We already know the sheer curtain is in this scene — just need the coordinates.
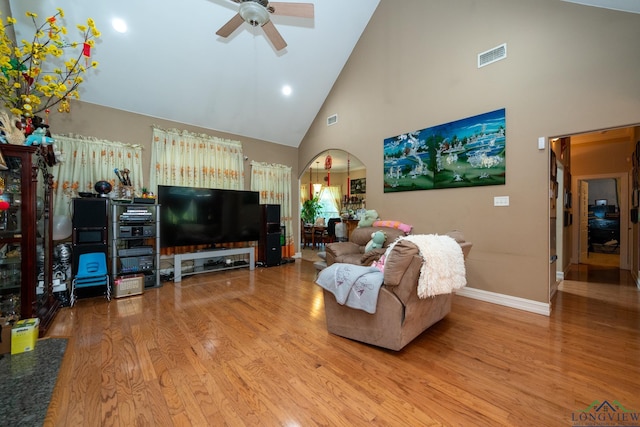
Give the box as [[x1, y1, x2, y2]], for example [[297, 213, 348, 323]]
[[150, 126, 244, 192], [324, 185, 342, 216], [250, 161, 294, 258], [50, 133, 144, 217]]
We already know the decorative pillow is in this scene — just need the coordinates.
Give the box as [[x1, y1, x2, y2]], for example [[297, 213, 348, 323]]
[[372, 220, 413, 234]]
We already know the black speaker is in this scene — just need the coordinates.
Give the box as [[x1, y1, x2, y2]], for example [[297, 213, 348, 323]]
[[72, 198, 108, 228], [259, 204, 281, 266], [263, 204, 280, 224], [71, 198, 109, 298], [264, 233, 282, 267]]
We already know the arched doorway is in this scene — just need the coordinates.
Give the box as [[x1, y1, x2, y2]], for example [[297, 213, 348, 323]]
[[298, 150, 365, 255]]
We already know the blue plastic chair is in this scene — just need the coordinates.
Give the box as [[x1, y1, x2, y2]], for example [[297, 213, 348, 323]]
[[71, 252, 111, 306]]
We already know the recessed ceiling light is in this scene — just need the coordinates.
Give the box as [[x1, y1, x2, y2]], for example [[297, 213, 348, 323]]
[[282, 85, 292, 96], [112, 18, 128, 33]]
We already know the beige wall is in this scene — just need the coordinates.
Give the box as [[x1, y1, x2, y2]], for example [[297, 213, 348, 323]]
[[49, 102, 298, 191], [571, 133, 634, 177], [298, 0, 640, 303]]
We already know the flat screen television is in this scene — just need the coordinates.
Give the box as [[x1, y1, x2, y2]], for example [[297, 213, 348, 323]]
[[157, 185, 261, 248]]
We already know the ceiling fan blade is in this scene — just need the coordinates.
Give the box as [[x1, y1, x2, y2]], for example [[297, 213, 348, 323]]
[[262, 20, 287, 51], [216, 13, 244, 37], [268, 2, 314, 19]]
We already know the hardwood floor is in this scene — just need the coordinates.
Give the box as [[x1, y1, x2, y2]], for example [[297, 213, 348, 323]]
[[44, 261, 640, 426]]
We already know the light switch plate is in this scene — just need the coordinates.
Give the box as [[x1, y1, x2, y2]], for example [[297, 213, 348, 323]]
[[494, 196, 509, 206], [538, 137, 546, 150]]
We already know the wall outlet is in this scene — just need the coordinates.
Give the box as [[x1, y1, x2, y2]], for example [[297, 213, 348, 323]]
[[494, 196, 509, 206]]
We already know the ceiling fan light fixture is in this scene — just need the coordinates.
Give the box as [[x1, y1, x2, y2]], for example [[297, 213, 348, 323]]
[[239, 2, 270, 27]]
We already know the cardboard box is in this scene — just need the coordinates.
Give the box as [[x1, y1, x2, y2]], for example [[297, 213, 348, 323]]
[[11, 318, 39, 354], [0, 317, 12, 355], [114, 274, 144, 298]]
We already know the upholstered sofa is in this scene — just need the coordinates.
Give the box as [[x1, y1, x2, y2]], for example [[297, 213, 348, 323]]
[[321, 227, 472, 351], [324, 225, 408, 267]]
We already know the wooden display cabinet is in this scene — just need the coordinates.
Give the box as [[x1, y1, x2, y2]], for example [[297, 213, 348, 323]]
[[0, 145, 58, 335]]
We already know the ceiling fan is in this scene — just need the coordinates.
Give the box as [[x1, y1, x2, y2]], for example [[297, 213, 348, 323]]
[[216, 0, 314, 51]]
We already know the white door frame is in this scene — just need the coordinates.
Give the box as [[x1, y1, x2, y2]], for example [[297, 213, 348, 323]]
[[571, 172, 630, 269]]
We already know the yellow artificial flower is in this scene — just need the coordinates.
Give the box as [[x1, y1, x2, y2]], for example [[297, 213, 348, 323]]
[[0, 8, 100, 115]]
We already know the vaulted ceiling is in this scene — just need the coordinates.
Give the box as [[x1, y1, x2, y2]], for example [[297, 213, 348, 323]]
[[5, 0, 638, 149]]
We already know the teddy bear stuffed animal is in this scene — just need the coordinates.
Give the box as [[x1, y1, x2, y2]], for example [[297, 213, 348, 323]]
[[357, 209, 379, 228], [365, 230, 386, 253]]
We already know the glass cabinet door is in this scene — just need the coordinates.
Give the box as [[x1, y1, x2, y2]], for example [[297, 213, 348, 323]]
[[0, 145, 58, 332], [35, 161, 51, 318], [0, 151, 24, 321]]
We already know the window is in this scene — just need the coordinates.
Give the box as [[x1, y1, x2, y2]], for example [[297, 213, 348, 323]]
[[317, 187, 340, 221]]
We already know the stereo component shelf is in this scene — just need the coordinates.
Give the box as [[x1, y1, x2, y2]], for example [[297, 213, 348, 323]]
[[110, 203, 161, 289]]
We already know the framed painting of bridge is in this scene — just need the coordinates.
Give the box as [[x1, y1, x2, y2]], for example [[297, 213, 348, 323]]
[[383, 108, 506, 192]]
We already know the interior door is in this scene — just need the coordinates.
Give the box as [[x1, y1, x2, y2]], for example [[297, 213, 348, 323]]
[[579, 180, 589, 263]]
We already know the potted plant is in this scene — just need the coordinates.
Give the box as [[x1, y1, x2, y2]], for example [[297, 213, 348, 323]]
[[301, 197, 321, 225]]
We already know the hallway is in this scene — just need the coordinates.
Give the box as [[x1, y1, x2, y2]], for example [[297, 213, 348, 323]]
[[564, 262, 635, 287], [558, 263, 639, 334]]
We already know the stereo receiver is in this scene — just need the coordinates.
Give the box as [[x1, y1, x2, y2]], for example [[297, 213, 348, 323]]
[[118, 225, 155, 238]]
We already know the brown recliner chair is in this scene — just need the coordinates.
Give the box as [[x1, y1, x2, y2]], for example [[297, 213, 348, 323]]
[[324, 225, 407, 267], [322, 228, 472, 351]]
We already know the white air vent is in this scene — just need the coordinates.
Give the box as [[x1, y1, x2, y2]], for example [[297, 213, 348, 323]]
[[478, 43, 507, 68], [327, 114, 338, 126]]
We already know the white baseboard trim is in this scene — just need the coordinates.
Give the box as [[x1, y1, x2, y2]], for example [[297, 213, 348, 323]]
[[455, 287, 551, 316]]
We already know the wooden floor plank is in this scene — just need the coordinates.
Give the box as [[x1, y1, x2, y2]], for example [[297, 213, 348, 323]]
[[43, 261, 640, 426]]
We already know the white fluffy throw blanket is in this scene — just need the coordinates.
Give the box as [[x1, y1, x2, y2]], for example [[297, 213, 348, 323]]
[[391, 234, 467, 298]]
